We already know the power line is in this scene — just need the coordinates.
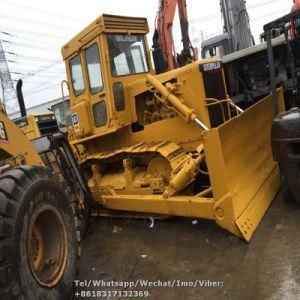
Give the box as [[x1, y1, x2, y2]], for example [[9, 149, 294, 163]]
[[11, 74, 65, 80], [0, 0, 83, 24], [175, 0, 287, 26], [0, 31, 60, 47], [0, 25, 67, 40], [248, 0, 283, 10], [0, 13, 75, 32], [8, 78, 57, 84], [5, 72, 65, 102], [252, 10, 289, 22], [21, 61, 63, 79], [12, 70, 64, 75], [25, 82, 62, 97], [10, 70, 64, 76], [14, 57, 59, 63], [7, 60, 51, 68], [5, 52, 60, 62], [24, 77, 64, 95], [1, 39, 58, 51]]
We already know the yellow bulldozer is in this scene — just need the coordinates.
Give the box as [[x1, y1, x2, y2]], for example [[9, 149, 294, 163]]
[[0, 13, 284, 299], [61, 14, 284, 241]]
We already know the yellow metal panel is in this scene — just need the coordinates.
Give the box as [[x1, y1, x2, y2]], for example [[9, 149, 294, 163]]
[[102, 14, 149, 33], [61, 14, 149, 60], [277, 88, 285, 112], [101, 194, 215, 219], [235, 165, 280, 241], [72, 101, 92, 138], [203, 89, 284, 240], [15, 115, 41, 141], [0, 112, 43, 166]]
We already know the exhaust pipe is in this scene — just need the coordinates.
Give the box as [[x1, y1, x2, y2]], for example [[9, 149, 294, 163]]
[[16, 79, 27, 117]]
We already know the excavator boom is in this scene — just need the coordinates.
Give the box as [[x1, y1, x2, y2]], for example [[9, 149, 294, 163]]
[[153, 0, 198, 72]]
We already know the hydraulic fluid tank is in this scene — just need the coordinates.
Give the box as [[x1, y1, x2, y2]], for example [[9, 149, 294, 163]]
[[272, 108, 300, 203]]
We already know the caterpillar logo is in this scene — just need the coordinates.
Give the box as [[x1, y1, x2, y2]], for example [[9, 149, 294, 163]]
[[200, 61, 222, 72], [0, 121, 8, 143]]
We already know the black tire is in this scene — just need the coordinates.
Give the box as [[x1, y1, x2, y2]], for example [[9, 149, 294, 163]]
[[0, 165, 79, 300], [281, 174, 295, 202]]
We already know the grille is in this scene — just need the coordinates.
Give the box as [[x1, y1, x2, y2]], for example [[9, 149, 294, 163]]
[[199, 62, 228, 128], [37, 119, 59, 135], [103, 15, 148, 33]]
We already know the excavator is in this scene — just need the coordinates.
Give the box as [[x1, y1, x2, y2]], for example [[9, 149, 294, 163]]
[[152, 0, 198, 73], [0, 12, 285, 299]]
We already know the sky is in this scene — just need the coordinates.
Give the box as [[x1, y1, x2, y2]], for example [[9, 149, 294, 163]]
[[0, 0, 293, 113]]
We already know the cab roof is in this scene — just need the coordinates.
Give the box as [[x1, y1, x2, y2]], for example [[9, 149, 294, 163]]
[[61, 14, 149, 60]]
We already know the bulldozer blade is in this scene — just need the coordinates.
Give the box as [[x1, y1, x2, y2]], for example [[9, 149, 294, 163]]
[[202, 89, 285, 241]]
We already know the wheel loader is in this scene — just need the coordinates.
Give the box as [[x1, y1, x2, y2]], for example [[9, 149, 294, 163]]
[[0, 87, 90, 298], [0, 13, 285, 299]]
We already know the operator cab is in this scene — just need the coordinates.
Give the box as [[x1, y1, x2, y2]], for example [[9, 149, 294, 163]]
[[62, 14, 152, 141], [14, 113, 59, 140], [201, 33, 231, 59]]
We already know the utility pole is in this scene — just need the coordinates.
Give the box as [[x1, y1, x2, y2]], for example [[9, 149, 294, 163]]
[[220, 0, 254, 52], [0, 39, 17, 114]]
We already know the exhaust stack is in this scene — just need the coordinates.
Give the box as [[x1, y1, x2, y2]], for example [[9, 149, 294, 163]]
[[16, 79, 26, 117]]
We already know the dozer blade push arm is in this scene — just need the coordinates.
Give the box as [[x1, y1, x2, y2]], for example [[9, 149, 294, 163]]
[[146, 74, 208, 130]]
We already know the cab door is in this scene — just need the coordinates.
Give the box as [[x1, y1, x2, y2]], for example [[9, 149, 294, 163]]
[[82, 37, 109, 135]]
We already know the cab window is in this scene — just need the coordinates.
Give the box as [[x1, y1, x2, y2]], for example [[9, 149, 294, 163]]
[[69, 55, 85, 96], [93, 101, 107, 127], [85, 43, 103, 94], [107, 34, 148, 77]]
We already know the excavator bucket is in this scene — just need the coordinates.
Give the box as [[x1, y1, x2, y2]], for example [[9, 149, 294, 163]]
[[203, 89, 285, 241]]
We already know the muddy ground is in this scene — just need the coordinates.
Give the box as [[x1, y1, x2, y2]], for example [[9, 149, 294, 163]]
[[76, 192, 300, 300]]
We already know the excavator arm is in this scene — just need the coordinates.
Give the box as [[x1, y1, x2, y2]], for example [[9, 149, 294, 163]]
[[152, 0, 198, 73], [176, 0, 198, 65]]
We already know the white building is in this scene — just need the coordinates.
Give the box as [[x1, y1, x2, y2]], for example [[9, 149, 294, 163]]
[[9, 96, 71, 126]]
